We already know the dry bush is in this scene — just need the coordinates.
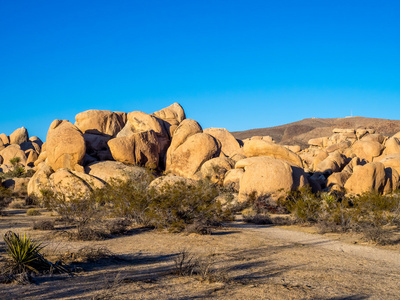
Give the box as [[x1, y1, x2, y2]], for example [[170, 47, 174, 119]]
[[26, 208, 41, 216], [8, 199, 25, 209], [33, 220, 55, 231]]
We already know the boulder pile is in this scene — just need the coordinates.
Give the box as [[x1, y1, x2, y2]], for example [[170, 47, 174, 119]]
[[1, 102, 398, 203]]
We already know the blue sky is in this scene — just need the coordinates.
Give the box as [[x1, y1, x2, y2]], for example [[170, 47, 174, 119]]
[[1, 0, 399, 140]]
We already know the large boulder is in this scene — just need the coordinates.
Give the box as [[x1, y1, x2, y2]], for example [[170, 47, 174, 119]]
[[75, 110, 126, 137], [315, 151, 348, 174], [236, 156, 308, 202], [308, 137, 328, 148], [223, 168, 244, 192], [117, 111, 170, 162], [166, 132, 220, 179], [0, 144, 27, 166], [48, 169, 105, 199], [83, 133, 112, 162], [243, 139, 303, 167], [46, 120, 86, 172], [203, 128, 241, 157], [85, 161, 150, 184], [27, 163, 54, 198], [0, 133, 9, 145], [375, 153, 400, 175], [361, 133, 386, 144], [151, 102, 186, 137], [346, 140, 384, 162], [9, 127, 28, 145], [165, 119, 203, 167], [108, 130, 160, 169], [383, 137, 400, 156], [344, 162, 386, 195], [200, 157, 234, 185]]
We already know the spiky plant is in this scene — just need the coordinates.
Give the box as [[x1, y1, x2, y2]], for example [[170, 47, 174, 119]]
[[3, 231, 45, 274]]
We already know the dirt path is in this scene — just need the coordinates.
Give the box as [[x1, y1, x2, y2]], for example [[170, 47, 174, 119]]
[[230, 222, 400, 267]]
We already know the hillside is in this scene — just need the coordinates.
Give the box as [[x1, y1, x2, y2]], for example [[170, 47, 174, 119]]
[[232, 116, 400, 148]]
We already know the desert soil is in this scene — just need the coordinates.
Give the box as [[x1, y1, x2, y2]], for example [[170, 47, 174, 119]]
[[1, 208, 400, 300]]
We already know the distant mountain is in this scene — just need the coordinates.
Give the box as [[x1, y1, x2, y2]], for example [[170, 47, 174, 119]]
[[232, 117, 400, 148]]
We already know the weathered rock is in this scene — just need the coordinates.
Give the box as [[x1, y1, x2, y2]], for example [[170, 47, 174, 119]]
[[243, 139, 303, 167], [375, 153, 400, 175], [165, 119, 203, 167], [9, 127, 28, 145], [223, 168, 244, 192], [383, 167, 400, 194], [108, 130, 160, 169], [151, 102, 186, 137], [347, 140, 384, 162], [236, 156, 308, 202], [26, 149, 39, 166], [49, 169, 105, 199], [383, 137, 400, 156], [46, 120, 86, 171], [75, 110, 126, 137], [148, 175, 195, 191], [2, 178, 30, 195], [203, 128, 241, 157], [333, 128, 355, 134], [83, 133, 112, 160], [315, 151, 348, 174], [200, 157, 234, 185], [361, 133, 386, 144], [312, 151, 329, 171], [284, 145, 301, 153], [308, 137, 328, 148], [344, 162, 386, 195], [0, 140, 4, 151], [0, 155, 3, 165], [230, 153, 247, 163], [27, 163, 54, 198], [29, 136, 43, 147], [166, 132, 220, 179], [0, 133, 9, 145], [0, 144, 27, 166], [85, 161, 150, 184], [325, 140, 352, 153], [34, 151, 47, 167]]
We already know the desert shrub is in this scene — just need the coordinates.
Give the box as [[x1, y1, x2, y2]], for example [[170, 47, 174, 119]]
[[33, 220, 55, 231], [8, 199, 25, 209], [0, 186, 12, 212], [0, 158, 34, 180], [147, 180, 231, 232], [107, 218, 132, 235], [26, 208, 41, 216], [243, 213, 273, 225]]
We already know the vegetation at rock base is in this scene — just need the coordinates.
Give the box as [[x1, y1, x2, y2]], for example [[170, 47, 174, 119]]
[[40, 177, 234, 239]]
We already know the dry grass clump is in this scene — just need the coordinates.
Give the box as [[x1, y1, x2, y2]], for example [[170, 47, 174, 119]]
[[33, 220, 55, 231], [26, 208, 41, 216]]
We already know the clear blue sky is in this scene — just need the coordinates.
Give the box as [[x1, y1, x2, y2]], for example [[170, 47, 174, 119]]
[[1, 0, 399, 141]]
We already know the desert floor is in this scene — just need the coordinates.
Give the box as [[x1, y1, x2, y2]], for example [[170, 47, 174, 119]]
[[1, 207, 400, 300]]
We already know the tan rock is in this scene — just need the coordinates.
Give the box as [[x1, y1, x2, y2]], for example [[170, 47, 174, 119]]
[[34, 151, 48, 167], [0, 139, 4, 151], [27, 163, 54, 198], [203, 128, 240, 157], [166, 132, 220, 179], [223, 168, 244, 192], [85, 161, 150, 184], [383, 168, 400, 195], [151, 102, 186, 137], [148, 175, 195, 191], [326, 140, 352, 153], [361, 133, 386, 144], [0, 155, 3, 165], [315, 151, 348, 174], [0, 144, 27, 166], [200, 157, 234, 185], [83, 133, 112, 160], [230, 153, 247, 163], [311, 151, 329, 171], [344, 162, 386, 195], [75, 110, 126, 137], [236, 156, 308, 202], [375, 153, 400, 175], [29, 136, 43, 147], [2, 178, 30, 195], [0, 133, 9, 145], [26, 149, 39, 166], [347, 140, 384, 162], [308, 137, 328, 148], [9, 127, 28, 145], [165, 119, 202, 167], [46, 120, 86, 171], [333, 128, 355, 134], [108, 130, 160, 169], [284, 145, 301, 153], [383, 137, 400, 155], [243, 139, 303, 167]]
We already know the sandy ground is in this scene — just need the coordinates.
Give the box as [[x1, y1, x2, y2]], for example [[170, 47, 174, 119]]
[[1, 208, 400, 300]]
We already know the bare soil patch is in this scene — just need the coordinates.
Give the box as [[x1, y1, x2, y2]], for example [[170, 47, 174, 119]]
[[1, 208, 400, 299]]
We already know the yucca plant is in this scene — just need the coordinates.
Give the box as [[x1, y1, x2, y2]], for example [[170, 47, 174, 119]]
[[3, 231, 45, 274]]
